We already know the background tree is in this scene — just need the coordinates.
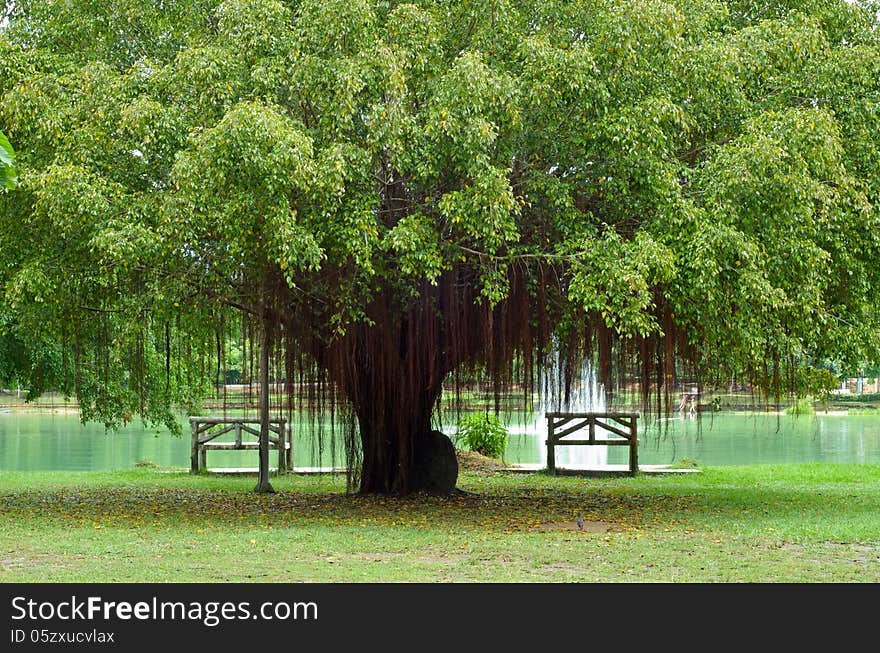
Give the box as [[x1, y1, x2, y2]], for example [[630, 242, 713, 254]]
[[2, 0, 879, 494]]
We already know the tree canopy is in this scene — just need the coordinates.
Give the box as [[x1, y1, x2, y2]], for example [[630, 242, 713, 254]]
[[2, 0, 880, 493]]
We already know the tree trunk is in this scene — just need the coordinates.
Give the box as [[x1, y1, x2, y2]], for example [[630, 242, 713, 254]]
[[254, 309, 275, 494], [329, 304, 459, 495], [353, 381, 457, 495]]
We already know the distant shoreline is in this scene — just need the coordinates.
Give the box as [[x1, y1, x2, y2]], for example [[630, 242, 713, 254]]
[[0, 405, 81, 414], [0, 404, 875, 417]]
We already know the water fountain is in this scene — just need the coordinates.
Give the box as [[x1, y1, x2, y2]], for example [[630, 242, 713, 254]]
[[507, 351, 608, 469]]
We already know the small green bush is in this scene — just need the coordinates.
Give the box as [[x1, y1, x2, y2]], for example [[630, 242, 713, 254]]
[[456, 412, 508, 459], [785, 397, 816, 416]]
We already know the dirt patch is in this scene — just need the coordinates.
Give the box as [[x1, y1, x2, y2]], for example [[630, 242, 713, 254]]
[[456, 450, 508, 474], [1, 552, 72, 570], [347, 551, 470, 566], [351, 552, 404, 562], [529, 519, 613, 534]]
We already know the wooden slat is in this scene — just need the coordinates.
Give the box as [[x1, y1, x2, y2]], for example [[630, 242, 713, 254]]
[[202, 442, 291, 450], [545, 412, 639, 419], [549, 418, 635, 441], [195, 420, 285, 435], [552, 419, 591, 441], [197, 424, 235, 444], [549, 416, 577, 431], [237, 424, 282, 436], [592, 419, 633, 440], [239, 424, 261, 438], [196, 422, 216, 436], [189, 416, 287, 425], [547, 439, 634, 446]]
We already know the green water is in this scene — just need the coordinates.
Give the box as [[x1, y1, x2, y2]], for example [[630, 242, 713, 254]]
[[0, 412, 347, 472], [0, 410, 879, 471], [507, 412, 880, 468]]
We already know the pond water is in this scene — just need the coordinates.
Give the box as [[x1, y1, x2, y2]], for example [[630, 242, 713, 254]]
[[1, 409, 879, 472], [505, 411, 880, 468], [0, 411, 348, 472]]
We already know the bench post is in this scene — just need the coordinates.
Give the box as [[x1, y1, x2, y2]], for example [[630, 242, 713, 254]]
[[546, 415, 556, 475], [285, 422, 292, 471], [276, 422, 285, 473], [629, 414, 639, 476], [190, 419, 199, 474]]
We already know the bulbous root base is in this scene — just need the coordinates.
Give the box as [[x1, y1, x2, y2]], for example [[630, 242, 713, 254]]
[[410, 430, 459, 495]]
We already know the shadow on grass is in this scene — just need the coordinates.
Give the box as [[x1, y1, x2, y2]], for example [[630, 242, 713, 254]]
[[2, 465, 877, 536]]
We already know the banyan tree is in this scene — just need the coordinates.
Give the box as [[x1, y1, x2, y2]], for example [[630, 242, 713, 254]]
[[2, 1, 880, 494]]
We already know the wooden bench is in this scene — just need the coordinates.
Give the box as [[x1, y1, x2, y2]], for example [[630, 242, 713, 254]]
[[190, 416, 291, 473], [545, 412, 639, 476]]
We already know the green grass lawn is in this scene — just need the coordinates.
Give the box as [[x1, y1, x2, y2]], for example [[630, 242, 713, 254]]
[[1, 463, 878, 582]]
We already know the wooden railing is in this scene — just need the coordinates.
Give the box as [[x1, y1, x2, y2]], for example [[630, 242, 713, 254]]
[[189, 416, 291, 473], [545, 412, 639, 476]]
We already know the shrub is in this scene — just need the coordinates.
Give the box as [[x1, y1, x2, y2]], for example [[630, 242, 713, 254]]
[[455, 412, 508, 459], [785, 397, 816, 416]]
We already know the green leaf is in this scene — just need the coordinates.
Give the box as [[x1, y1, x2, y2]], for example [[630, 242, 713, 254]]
[[0, 130, 16, 189]]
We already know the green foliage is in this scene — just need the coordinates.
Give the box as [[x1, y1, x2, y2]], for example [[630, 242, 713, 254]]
[[785, 397, 816, 416], [0, 130, 15, 189], [793, 366, 839, 402], [455, 412, 508, 459], [1, 0, 880, 438]]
